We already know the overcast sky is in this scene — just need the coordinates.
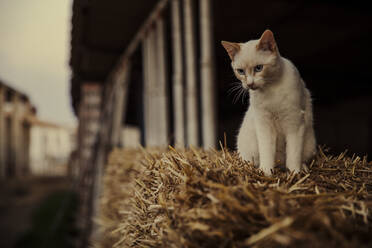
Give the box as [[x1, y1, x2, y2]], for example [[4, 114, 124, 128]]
[[0, 0, 76, 126]]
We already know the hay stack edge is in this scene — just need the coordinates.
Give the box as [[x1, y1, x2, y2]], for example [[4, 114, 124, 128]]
[[95, 146, 372, 248]]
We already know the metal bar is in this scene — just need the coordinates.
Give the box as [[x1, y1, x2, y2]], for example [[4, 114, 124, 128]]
[[200, 0, 217, 148], [184, 0, 199, 146], [171, 0, 185, 148]]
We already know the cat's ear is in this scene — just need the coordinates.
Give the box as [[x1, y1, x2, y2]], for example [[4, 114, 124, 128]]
[[221, 41, 240, 60], [257, 30, 277, 52]]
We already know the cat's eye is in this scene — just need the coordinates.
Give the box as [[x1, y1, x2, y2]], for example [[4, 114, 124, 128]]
[[236, 69, 245, 75], [254, 65, 263, 72]]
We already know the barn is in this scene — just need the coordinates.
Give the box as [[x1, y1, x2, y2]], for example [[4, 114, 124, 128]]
[[69, 0, 372, 246]]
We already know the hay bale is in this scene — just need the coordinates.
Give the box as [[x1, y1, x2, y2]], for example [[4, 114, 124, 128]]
[[96, 147, 372, 248]]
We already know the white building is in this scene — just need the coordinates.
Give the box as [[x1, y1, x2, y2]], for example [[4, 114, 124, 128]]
[[29, 117, 75, 176]]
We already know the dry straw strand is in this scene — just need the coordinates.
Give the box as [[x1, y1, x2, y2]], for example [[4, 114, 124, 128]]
[[96, 147, 372, 248]]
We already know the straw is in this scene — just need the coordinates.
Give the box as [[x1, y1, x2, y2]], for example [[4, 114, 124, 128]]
[[94, 147, 372, 248]]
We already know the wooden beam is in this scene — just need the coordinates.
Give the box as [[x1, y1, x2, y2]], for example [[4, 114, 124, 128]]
[[171, 0, 185, 148], [106, 0, 170, 86], [200, 0, 217, 148], [121, 0, 169, 63], [184, 0, 199, 146]]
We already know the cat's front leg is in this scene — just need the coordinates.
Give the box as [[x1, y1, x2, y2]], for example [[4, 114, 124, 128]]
[[285, 123, 305, 173], [254, 114, 277, 175]]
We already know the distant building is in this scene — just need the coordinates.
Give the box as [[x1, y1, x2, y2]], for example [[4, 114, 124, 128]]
[[28, 117, 76, 176], [0, 80, 76, 179], [0, 81, 35, 179]]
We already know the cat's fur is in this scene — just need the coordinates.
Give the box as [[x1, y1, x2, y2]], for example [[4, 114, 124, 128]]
[[222, 30, 316, 175]]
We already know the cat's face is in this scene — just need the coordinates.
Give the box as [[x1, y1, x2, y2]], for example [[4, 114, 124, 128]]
[[222, 30, 282, 91]]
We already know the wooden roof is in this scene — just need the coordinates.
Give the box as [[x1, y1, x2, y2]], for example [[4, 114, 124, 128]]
[[70, 0, 158, 112], [70, 0, 372, 113]]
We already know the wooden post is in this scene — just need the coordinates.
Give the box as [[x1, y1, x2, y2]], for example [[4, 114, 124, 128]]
[[200, 0, 216, 148], [183, 0, 199, 146], [155, 17, 169, 146], [147, 27, 158, 147], [143, 27, 162, 147], [171, 0, 185, 147], [78, 83, 102, 177], [110, 61, 131, 147], [10, 92, 23, 177], [89, 141, 105, 244], [76, 83, 103, 248], [142, 34, 153, 146], [22, 118, 31, 175], [0, 86, 5, 179], [20, 101, 31, 175], [141, 37, 147, 145]]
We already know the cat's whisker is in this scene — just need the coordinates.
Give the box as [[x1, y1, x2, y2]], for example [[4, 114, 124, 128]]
[[232, 89, 240, 104], [229, 81, 241, 87], [228, 85, 241, 91], [235, 89, 243, 104], [233, 88, 245, 104], [241, 89, 247, 104], [242, 89, 249, 104], [232, 92, 238, 104], [227, 85, 242, 96]]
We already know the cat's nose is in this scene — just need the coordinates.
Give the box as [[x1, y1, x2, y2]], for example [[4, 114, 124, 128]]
[[247, 83, 257, 90]]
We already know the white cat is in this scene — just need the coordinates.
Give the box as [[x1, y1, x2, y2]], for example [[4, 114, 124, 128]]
[[222, 30, 316, 175]]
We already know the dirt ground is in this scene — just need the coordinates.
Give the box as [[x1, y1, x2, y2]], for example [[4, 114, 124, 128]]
[[0, 176, 72, 248]]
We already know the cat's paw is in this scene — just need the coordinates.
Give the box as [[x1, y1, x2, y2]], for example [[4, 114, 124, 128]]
[[302, 163, 309, 173], [260, 166, 273, 176], [287, 166, 301, 174]]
